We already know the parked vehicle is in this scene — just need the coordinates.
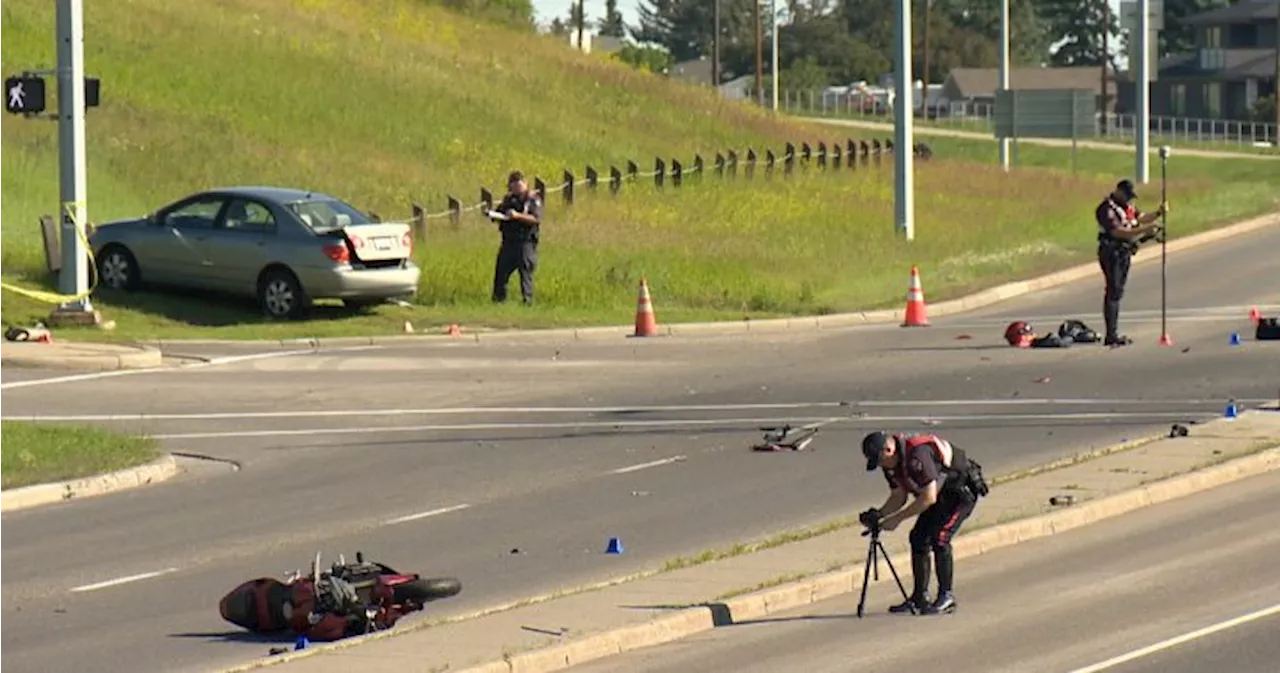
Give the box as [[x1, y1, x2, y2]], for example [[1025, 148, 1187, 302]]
[[219, 550, 462, 642], [88, 186, 421, 319]]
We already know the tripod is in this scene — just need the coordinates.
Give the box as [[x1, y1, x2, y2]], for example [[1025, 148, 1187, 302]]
[[857, 525, 915, 618]]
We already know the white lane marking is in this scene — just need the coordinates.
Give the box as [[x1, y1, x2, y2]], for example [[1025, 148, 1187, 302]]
[[6, 398, 1263, 422], [69, 567, 180, 593], [146, 411, 1213, 441], [1063, 602, 1280, 673], [0, 346, 384, 391], [610, 456, 688, 474], [383, 503, 471, 526]]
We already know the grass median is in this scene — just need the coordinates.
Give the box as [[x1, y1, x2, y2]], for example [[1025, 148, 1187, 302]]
[[3, 0, 1277, 342], [1, 421, 161, 490]]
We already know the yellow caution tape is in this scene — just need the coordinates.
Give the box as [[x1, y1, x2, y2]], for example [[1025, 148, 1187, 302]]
[[1, 202, 99, 304]]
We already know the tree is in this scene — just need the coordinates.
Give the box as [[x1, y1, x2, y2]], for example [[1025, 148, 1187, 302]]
[[629, 0, 762, 82], [1038, 0, 1120, 67], [599, 0, 627, 37]]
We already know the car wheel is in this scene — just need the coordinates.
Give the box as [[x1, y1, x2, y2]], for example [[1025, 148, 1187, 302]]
[[96, 245, 141, 291], [258, 268, 309, 320]]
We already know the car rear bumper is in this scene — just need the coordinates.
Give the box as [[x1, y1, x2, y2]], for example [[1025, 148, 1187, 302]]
[[300, 263, 421, 299]]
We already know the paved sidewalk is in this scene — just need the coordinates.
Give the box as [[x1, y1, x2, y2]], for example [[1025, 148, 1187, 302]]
[[0, 340, 161, 371], [229, 407, 1280, 673]]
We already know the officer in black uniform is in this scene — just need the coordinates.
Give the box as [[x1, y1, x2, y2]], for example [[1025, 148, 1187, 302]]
[[492, 170, 543, 305], [1095, 179, 1166, 346]]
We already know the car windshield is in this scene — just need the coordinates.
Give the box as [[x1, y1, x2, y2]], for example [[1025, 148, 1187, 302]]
[[287, 198, 372, 233]]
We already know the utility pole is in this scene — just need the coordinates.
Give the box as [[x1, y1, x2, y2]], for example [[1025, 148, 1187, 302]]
[[755, 0, 764, 106], [1274, 5, 1279, 133], [576, 0, 585, 52], [52, 0, 98, 325], [771, 0, 779, 111], [713, 0, 721, 87]]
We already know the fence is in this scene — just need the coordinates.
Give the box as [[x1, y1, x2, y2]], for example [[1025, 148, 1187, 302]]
[[765, 89, 1279, 148], [388, 135, 933, 241]]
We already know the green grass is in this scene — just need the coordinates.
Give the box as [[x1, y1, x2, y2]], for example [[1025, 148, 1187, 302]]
[[1, 421, 161, 489], [3, 0, 1278, 343]]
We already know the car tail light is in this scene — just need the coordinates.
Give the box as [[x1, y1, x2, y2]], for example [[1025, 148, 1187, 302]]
[[323, 243, 349, 263], [401, 232, 413, 253]]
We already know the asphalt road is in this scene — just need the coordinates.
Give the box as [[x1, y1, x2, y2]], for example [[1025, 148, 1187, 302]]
[[567, 469, 1280, 673], [2, 223, 1278, 673]]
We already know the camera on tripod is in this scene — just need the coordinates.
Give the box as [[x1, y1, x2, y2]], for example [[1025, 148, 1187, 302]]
[[859, 507, 882, 535]]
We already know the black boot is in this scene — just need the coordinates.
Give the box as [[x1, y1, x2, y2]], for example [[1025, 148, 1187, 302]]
[[921, 591, 956, 615], [922, 547, 957, 615], [890, 551, 932, 614]]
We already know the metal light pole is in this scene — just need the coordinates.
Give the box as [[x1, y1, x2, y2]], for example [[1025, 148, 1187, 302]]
[[712, 0, 721, 87], [55, 0, 94, 317], [894, 0, 915, 240], [999, 0, 1010, 171], [1136, 0, 1152, 183]]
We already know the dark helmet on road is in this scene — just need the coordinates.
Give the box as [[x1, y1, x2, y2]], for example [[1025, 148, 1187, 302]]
[[1004, 321, 1034, 348], [862, 431, 889, 471]]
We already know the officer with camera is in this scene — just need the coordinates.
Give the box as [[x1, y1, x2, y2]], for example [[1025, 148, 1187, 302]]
[[492, 170, 543, 305], [1095, 179, 1167, 347], [860, 431, 988, 615]]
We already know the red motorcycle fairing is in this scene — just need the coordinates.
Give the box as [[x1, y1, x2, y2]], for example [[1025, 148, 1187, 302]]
[[218, 578, 312, 633]]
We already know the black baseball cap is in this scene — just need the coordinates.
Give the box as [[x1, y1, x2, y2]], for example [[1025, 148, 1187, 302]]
[[862, 431, 889, 471], [1116, 179, 1137, 200]]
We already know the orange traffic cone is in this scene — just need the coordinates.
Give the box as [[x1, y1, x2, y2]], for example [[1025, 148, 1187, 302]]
[[634, 278, 659, 337], [901, 265, 930, 327], [1249, 306, 1261, 324], [446, 323, 461, 337]]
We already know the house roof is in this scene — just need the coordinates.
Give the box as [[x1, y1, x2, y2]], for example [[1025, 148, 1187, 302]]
[[1183, 0, 1278, 25], [944, 67, 1113, 99], [1155, 48, 1277, 80]]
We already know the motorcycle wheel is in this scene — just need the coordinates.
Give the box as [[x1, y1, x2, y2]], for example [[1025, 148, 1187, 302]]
[[393, 577, 462, 605]]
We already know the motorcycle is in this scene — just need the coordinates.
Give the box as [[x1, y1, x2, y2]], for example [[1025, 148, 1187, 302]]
[[219, 550, 462, 642]]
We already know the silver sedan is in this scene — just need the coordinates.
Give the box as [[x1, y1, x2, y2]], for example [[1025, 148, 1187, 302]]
[[88, 186, 421, 319]]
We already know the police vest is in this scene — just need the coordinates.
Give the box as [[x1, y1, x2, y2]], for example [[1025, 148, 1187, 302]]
[[896, 433, 978, 496], [1098, 198, 1137, 240]]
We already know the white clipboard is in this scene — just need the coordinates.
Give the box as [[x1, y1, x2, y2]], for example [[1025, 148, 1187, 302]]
[[486, 210, 509, 221]]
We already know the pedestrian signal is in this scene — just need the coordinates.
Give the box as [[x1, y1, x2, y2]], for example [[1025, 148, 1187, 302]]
[[6, 75, 46, 114]]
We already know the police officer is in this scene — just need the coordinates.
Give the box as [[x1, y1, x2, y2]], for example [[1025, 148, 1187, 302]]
[[861, 430, 985, 615], [1096, 179, 1167, 346], [492, 170, 543, 305]]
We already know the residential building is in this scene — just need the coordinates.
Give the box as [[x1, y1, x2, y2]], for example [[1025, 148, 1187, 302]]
[[940, 66, 1118, 114], [1116, 0, 1279, 121]]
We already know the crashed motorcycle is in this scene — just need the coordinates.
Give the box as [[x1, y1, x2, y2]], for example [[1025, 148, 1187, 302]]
[[219, 551, 462, 642]]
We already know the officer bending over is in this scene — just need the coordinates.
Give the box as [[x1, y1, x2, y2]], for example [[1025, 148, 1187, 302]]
[[861, 430, 987, 615], [492, 170, 543, 305], [1095, 179, 1167, 346]]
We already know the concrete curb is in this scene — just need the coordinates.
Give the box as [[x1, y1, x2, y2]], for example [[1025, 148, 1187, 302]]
[[0, 453, 179, 513], [141, 211, 1278, 349], [0, 341, 164, 371], [449, 438, 1280, 672]]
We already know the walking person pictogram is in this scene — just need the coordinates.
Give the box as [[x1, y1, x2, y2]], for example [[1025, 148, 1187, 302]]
[[8, 81, 26, 110]]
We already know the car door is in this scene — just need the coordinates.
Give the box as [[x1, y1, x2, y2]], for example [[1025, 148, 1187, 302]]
[[140, 195, 227, 288], [201, 197, 276, 296]]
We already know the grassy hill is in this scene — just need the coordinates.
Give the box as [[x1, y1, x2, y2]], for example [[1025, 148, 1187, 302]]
[[3, 0, 1276, 340]]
